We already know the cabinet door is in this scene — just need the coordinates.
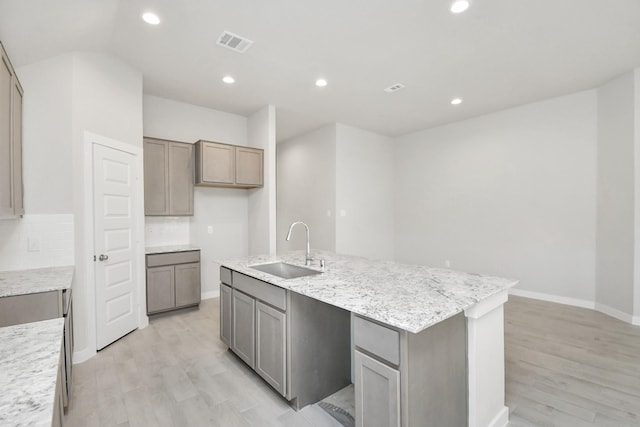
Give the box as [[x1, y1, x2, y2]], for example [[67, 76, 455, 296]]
[[146, 266, 175, 313], [355, 350, 401, 427], [11, 79, 23, 216], [174, 262, 200, 307], [232, 289, 255, 368], [220, 283, 232, 346], [168, 142, 193, 215], [256, 301, 287, 396], [143, 138, 169, 215], [236, 147, 263, 187], [201, 141, 235, 184], [0, 49, 13, 218]]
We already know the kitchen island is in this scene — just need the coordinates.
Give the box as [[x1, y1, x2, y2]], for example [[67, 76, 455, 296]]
[[219, 251, 517, 427]]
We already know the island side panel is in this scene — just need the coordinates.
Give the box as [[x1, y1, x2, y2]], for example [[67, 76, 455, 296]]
[[464, 290, 510, 427], [403, 312, 467, 427]]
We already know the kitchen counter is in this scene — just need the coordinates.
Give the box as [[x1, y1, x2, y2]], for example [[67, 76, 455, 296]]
[[145, 244, 200, 255], [0, 266, 74, 298], [219, 250, 517, 333], [0, 318, 64, 427]]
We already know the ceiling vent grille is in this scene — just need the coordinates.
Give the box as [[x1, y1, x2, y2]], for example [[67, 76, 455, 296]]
[[217, 30, 254, 53], [384, 83, 405, 93]]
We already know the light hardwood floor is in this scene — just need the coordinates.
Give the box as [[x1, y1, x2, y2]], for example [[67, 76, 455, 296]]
[[64, 296, 640, 426]]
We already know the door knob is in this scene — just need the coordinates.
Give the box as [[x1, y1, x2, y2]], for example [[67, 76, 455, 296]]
[[99, 254, 109, 261]]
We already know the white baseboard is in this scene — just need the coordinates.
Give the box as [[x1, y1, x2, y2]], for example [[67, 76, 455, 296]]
[[509, 288, 640, 325], [508, 288, 595, 310], [73, 346, 96, 365], [201, 290, 219, 300], [488, 406, 510, 427], [594, 302, 635, 324]]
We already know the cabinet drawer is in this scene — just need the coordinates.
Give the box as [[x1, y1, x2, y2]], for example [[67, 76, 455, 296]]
[[233, 272, 286, 311], [0, 291, 63, 327], [147, 250, 200, 267], [220, 266, 232, 285], [354, 315, 400, 366]]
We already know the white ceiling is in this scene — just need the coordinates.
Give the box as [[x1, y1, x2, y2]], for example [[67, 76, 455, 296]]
[[1, 0, 639, 141]]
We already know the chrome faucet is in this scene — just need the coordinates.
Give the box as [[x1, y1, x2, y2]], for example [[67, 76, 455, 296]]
[[286, 221, 313, 266]]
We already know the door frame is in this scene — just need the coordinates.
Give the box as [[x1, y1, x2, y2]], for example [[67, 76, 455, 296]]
[[82, 131, 148, 355]]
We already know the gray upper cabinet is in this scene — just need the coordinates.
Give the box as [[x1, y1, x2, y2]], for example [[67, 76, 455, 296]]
[[0, 41, 24, 220], [143, 137, 194, 216], [195, 140, 263, 188]]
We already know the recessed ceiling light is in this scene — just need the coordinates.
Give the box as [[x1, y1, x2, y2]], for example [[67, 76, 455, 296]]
[[451, 98, 463, 105], [222, 76, 235, 84], [450, 0, 470, 13], [315, 78, 328, 88], [142, 12, 160, 25]]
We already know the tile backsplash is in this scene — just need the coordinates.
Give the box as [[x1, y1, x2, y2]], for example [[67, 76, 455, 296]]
[[0, 214, 75, 271], [144, 217, 190, 247]]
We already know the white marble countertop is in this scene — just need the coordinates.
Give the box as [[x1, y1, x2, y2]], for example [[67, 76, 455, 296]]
[[145, 244, 201, 255], [219, 251, 517, 333], [0, 318, 64, 427], [0, 266, 74, 298]]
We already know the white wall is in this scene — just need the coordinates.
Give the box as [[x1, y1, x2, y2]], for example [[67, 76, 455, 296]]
[[71, 52, 143, 361], [0, 214, 74, 271], [144, 217, 190, 246], [335, 124, 394, 260], [635, 69, 640, 320], [394, 91, 598, 303], [277, 124, 337, 254], [596, 72, 636, 316], [142, 95, 249, 297], [17, 54, 73, 214], [248, 105, 277, 256]]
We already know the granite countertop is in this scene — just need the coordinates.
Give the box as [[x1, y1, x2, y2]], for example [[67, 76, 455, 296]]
[[0, 318, 65, 426], [145, 244, 201, 255], [219, 251, 518, 334], [0, 266, 74, 298]]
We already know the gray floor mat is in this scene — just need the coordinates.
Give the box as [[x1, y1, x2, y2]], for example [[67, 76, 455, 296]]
[[317, 401, 355, 427]]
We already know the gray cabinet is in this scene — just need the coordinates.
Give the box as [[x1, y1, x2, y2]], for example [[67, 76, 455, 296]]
[[0, 41, 24, 220], [231, 289, 255, 368], [256, 301, 287, 395], [146, 250, 201, 314], [143, 137, 194, 216], [219, 267, 350, 408], [0, 288, 73, 410], [355, 350, 400, 427], [219, 283, 232, 346], [195, 140, 263, 188], [353, 313, 467, 427]]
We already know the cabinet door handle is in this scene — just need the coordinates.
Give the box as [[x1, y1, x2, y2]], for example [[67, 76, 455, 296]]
[[98, 254, 109, 261]]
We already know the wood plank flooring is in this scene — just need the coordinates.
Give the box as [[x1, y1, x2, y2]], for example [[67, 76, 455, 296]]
[[64, 295, 640, 426], [505, 296, 640, 426]]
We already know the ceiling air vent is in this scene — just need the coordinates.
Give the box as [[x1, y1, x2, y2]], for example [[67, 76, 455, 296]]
[[384, 83, 405, 93], [217, 30, 254, 53]]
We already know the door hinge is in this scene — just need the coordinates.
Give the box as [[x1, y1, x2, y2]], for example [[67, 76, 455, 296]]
[[93, 255, 96, 262]]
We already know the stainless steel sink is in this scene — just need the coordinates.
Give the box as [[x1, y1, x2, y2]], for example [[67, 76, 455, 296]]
[[249, 262, 321, 279]]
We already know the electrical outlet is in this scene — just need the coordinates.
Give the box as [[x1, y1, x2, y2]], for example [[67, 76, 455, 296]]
[[445, 259, 451, 268], [207, 226, 213, 234]]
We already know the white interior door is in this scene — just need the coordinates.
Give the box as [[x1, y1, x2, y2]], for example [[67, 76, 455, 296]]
[[94, 143, 138, 350]]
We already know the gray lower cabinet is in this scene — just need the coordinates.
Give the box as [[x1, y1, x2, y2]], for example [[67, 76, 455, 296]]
[[255, 301, 286, 395], [146, 251, 201, 314], [220, 267, 351, 409], [231, 289, 255, 368], [219, 283, 232, 346], [143, 137, 194, 216], [0, 288, 73, 413], [353, 313, 467, 427], [354, 350, 400, 427]]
